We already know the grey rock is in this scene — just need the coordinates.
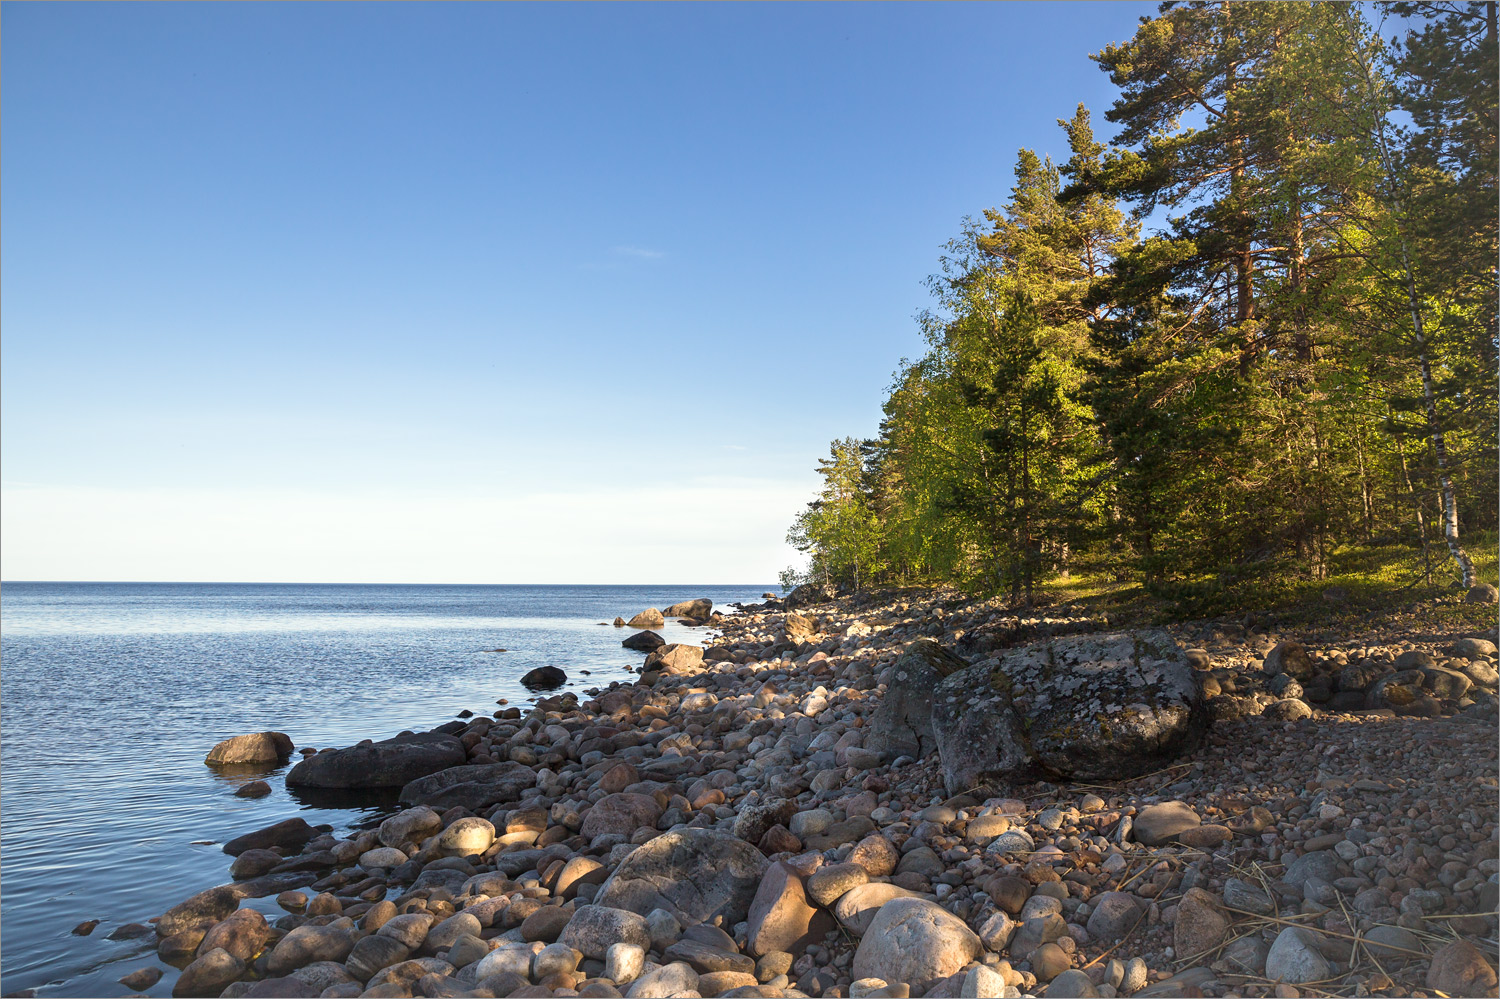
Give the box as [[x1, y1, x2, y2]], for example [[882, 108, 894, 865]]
[[173, 947, 245, 997], [931, 631, 1207, 793], [625, 961, 699, 998], [1044, 969, 1100, 998], [1221, 935, 1269, 976], [595, 828, 769, 926], [1222, 878, 1275, 915], [851, 897, 982, 996], [520, 665, 567, 689], [1465, 583, 1499, 604], [622, 630, 666, 652], [832, 883, 927, 937], [662, 598, 713, 619], [344, 935, 411, 981], [1364, 925, 1422, 962], [1264, 697, 1313, 721], [286, 732, 466, 789], [1265, 926, 1332, 984], [265, 924, 355, 976], [1452, 637, 1498, 659], [865, 640, 971, 761], [560, 905, 652, 961], [1264, 641, 1313, 679], [1084, 892, 1141, 944], [1132, 801, 1200, 846], [223, 818, 318, 857], [398, 762, 538, 812], [783, 582, 835, 609], [1282, 851, 1345, 889], [157, 885, 244, 937]]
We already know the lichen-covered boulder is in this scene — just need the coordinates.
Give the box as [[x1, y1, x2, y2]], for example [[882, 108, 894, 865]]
[[783, 582, 835, 609], [594, 828, 768, 926], [864, 640, 971, 761], [930, 630, 1206, 794]]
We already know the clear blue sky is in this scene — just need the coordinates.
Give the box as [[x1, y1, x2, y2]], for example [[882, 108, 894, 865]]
[[2, 2, 1156, 583]]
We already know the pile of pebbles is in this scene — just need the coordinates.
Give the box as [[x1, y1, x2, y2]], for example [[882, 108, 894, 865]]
[[101, 589, 1498, 998]]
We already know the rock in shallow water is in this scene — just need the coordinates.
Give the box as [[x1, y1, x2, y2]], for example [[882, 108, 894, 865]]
[[285, 732, 466, 789], [520, 665, 567, 689], [622, 630, 666, 652], [206, 732, 294, 765]]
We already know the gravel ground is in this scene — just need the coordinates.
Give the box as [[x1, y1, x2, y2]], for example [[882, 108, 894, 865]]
[[99, 587, 1498, 999]]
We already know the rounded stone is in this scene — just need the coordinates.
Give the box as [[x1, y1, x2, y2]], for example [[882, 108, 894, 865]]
[[437, 817, 495, 856], [359, 847, 409, 868], [851, 897, 982, 995]]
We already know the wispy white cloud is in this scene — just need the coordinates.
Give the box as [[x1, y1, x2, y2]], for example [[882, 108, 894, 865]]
[[611, 245, 664, 260]]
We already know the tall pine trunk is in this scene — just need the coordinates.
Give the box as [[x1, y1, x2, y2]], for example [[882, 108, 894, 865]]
[[1344, 11, 1477, 588]]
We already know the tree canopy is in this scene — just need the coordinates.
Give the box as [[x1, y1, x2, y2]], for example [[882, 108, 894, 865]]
[[785, 1, 1497, 607]]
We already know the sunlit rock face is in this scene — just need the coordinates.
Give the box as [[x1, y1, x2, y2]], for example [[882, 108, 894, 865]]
[[932, 629, 1206, 794]]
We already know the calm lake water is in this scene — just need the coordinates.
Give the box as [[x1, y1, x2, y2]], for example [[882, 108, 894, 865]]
[[0, 582, 771, 998]]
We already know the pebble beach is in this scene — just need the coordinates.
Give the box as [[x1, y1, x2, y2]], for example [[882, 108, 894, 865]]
[[74, 588, 1500, 999]]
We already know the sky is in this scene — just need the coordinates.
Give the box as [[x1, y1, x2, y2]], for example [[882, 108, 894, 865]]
[[1, 1, 1158, 584]]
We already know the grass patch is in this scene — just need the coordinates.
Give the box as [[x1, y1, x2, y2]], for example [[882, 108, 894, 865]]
[[1033, 535, 1499, 631]]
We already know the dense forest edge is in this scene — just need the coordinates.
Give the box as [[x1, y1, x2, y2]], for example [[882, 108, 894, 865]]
[[782, 1, 1499, 628]]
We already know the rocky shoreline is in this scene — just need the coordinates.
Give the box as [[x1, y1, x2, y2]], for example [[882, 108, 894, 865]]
[[80, 588, 1500, 998]]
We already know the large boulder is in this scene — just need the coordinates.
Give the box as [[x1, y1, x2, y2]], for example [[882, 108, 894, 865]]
[[285, 732, 466, 789], [205, 732, 294, 766], [864, 640, 972, 761], [595, 828, 769, 926], [643, 644, 705, 675], [627, 608, 666, 629], [580, 793, 663, 839], [398, 762, 538, 812], [931, 630, 1206, 794], [851, 897, 982, 995], [663, 598, 713, 619], [783, 583, 835, 609], [622, 631, 666, 652]]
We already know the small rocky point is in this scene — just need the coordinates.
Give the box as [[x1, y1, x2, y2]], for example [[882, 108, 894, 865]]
[[114, 589, 1495, 997]]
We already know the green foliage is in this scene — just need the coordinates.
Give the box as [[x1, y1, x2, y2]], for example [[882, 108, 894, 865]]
[[786, 2, 1497, 615], [786, 438, 886, 591]]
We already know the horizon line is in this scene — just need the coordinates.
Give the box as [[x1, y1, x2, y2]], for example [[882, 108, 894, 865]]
[[1, 579, 782, 588]]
